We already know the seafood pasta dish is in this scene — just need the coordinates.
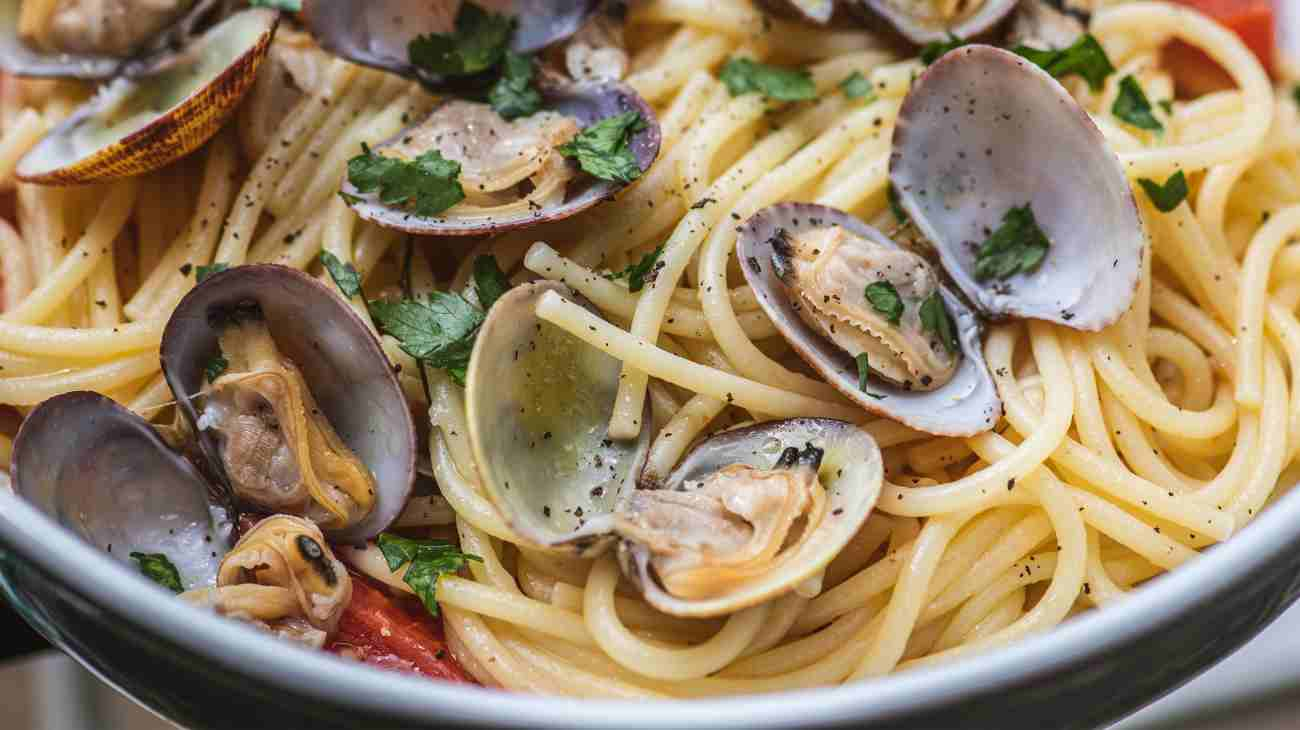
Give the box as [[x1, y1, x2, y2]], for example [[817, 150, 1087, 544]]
[[1, 0, 1299, 698]]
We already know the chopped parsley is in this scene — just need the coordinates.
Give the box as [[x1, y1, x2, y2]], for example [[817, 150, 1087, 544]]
[[865, 281, 903, 325], [195, 262, 228, 283], [1137, 170, 1189, 213], [249, 0, 300, 9], [407, 2, 512, 78], [887, 183, 909, 225], [557, 111, 648, 184], [920, 34, 970, 65], [320, 251, 363, 299], [473, 254, 511, 310], [855, 353, 872, 392], [1112, 75, 1163, 132], [130, 552, 183, 593], [204, 355, 228, 384], [345, 143, 465, 218], [719, 58, 817, 102], [974, 204, 1050, 282], [368, 291, 485, 385], [1158, 99, 1173, 114], [605, 243, 665, 293], [376, 533, 481, 617], [839, 71, 876, 103], [1012, 34, 1115, 92], [488, 51, 542, 120], [919, 293, 959, 356], [1293, 84, 1300, 106]]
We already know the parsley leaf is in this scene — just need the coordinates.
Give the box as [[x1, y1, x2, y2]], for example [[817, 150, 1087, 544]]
[[473, 255, 511, 310], [1012, 34, 1115, 92], [719, 58, 817, 102], [1158, 99, 1173, 114], [368, 292, 484, 385], [920, 34, 969, 65], [195, 262, 228, 283], [865, 281, 903, 325], [407, 2, 512, 78], [346, 143, 465, 218], [205, 355, 228, 384], [319, 251, 363, 299], [376, 533, 481, 617], [1293, 85, 1300, 106], [839, 71, 876, 102], [605, 243, 665, 293], [887, 183, 909, 225], [488, 51, 542, 120], [919, 293, 959, 356], [1137, 170, 1189, 213], [855, 353, 872, 392], [130, 552, 183, 593], [557, 111, 648, 184], [249, 0, 300, 10], [1112, 75, 1163, 132], [974, 204, 1051, 282]]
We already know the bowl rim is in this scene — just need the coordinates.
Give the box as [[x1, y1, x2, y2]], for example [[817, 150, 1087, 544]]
[[2, 480, 1299, 728]]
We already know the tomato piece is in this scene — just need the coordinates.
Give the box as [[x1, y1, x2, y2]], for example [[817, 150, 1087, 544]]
[[1163, 0, 1276, 96], [327, 575, 475, 684]]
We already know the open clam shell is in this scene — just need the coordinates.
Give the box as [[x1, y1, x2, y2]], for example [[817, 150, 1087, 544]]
[[341, 81, 660, 236], [857, 0, 1019, 45], [890, 45, 1145, 330], [465, 281, 651, 556], [299, 0, 600, 89], [160, 265, 415, 544], [14, 8, 277, 185], [12, 392, 234, 589], [618, 418, 883, 618], [758, 0, 836, 24], [739, 203, 1001, 437]]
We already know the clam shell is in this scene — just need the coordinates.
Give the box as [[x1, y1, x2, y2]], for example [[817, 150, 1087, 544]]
[[465, 281, 651, 556], [758, 0, 836, 24], [160, 265, 415, 544], [858, 0, 1019, 45], [341, 82, 661, 236], [738, 203, 1001, 437], [890, 45, 1145, 330], [619, 418, 883, 618], [12, 391, 233, 589], [14, 8, 277, 185]]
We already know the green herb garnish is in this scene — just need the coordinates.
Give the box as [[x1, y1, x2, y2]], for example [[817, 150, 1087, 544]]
[[557, 111, 648, 184], [887, 184, 909, 225], [472, 254, 511, 310], [1112, 75, 1163, 132], [1292, 84, 1300, 107], [249, 0, 300, 10], [205, 355, 228, 384], [605, 243, 666, 293], [855, 353, 872, 392], [376, 533, 481, 617], [920, 34, 970, 65], [919, 293, 959, 356], [839, 71, 876, 103], [319, 251, 363, 299], [1137, 171, 1189, 213], [719, 58, 817, 102], [345, 143, 465, 218], [407, 2, 512, 78], [195, 262, 228, 283], [488, 51, 542, 120], [1158, 99, 1173, 114], [974, 204, 1051, 282], [865, 281, 903, 325], [368, 292, 485, 385], [1012, 34, 1115, 92], [130, 552, 183, 593]]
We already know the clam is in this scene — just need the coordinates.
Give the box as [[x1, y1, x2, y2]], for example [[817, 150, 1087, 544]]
[[464, 281, 651, 556], [856, 0, 1019, 45], [161, 264, 416, 543], [738, 203, 1001, 436], [14, 7, 277, 184], [180, 515, 352, 648], [890, 45, 1144, 330], [298, 0, 601, 89], [340, 82, 660, 236], [12, 391, 234, 589], [1005, 0, 1090, 50], [617, 418, 883, 618], [758, 0, 836, 25]]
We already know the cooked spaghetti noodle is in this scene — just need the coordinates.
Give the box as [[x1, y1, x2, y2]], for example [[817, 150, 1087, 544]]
[[2, 0, 1300, 697]]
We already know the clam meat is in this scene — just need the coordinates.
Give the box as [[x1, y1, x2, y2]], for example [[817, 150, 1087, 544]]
[[857, 0, 1020, 45]]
